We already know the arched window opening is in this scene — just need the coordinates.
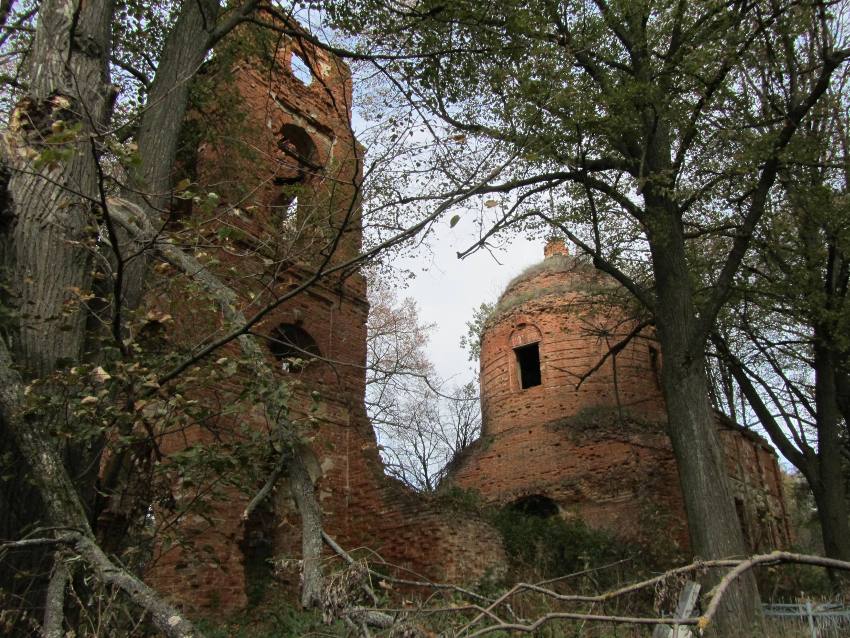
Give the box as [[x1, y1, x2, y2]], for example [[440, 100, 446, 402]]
[[290, 52, 313, 85], [269, 324, 320, 372], [515, 342, 541, 389], [510, 494, 559, 518], [278, 124, 318, 169], [272, 126, 317, 220]]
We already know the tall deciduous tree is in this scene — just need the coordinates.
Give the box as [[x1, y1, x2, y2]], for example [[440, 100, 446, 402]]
[[366, 278, 481, 490], [329, 1, 850, 633], [709, 79, 850, 570]]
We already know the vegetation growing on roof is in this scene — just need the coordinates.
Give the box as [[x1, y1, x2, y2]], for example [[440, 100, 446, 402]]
[[485, 254, 624, 325], [491, 281, 605, 323], [502, 254, 592, 293]]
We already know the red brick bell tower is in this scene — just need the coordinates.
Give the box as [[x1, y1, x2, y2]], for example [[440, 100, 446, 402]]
[[146, 17, 505, 614]]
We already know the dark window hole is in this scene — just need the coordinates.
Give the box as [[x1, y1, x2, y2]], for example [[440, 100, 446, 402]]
[[511, 494, 558, 518], [279, 124, 318, 167], [269, 324, 320, 372], [515, 342, 541, 389]]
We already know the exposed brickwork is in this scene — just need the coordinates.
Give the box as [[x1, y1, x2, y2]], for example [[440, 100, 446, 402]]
[[448, 245, 791, 555], [146, 20, 505, 615], [141, 22, 790, 617]]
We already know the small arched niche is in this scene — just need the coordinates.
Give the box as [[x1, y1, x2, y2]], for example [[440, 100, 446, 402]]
[[278, 124, 319, 171], [510, 494, 559, 518], [269, 323, 321, 372]]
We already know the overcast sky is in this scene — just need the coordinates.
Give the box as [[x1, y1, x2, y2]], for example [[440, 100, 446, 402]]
[[393, 216, 544, 388], [345, 66, 552, 389]]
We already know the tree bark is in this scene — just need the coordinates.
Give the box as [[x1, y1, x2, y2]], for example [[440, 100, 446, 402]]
[[0, 1, 320, 630], [0, 0, 115, 619], [131, 1, 220, 211], [646, 192, 763, 636], [289, 446, 325, 608], [7, 0, 115, 376], [42, 553, 69, 638], [120, 0, 224, 309], [118, 1, 262, 308], [811, 342, 850, 567]]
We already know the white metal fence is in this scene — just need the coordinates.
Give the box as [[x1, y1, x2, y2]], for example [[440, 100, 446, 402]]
[[763, 602, 850, 638]]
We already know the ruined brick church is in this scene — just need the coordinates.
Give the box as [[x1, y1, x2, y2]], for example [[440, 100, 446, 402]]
[[149, 21, 790, 613], [444, 240, 791, 554]]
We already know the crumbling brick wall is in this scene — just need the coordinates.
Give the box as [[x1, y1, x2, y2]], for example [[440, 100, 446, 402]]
[[145, 19, 505, 615]]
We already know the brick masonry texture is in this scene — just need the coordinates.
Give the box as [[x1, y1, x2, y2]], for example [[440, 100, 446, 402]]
[[447, 240, 792, 556], [143, 21, 790, 616], [145, 19, 505, 615]]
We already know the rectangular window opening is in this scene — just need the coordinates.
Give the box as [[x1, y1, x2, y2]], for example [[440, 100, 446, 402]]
[[515, 342, 541, 389]]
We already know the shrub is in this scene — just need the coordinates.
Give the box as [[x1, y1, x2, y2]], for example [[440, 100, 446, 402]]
[[489, 506, 633, 583]]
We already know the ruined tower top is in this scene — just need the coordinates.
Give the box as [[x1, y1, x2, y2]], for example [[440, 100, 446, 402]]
[[543, 237, 569, 258]]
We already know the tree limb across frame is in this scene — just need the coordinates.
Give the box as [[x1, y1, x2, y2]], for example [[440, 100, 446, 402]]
[[0, 336, 203, 638]]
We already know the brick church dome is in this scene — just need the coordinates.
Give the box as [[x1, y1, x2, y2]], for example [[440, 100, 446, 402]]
[[478, 239, 666, 437], [446, 239, 792, 554]]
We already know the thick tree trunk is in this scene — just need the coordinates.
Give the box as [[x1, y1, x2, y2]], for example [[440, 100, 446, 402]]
[[0, 0, 115, 623], [810, 478, 850, 562], [835, 370, 850, 432], [93, 1, 236, 547], [812, 343, 850, 568], [132, 1, 221, 210], [646, 193, 763, 636], [8, 0, 115, 376], [120, 0, 223, 308]]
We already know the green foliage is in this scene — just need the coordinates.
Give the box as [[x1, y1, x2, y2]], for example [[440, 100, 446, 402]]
[[490, 506, 633, 582], [434, 484, 484, 511], [459, 301, 494, 362], [31, 121, 84, 170]]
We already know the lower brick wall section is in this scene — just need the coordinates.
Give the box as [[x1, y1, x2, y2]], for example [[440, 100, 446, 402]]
[[447, 411, 791, 558], [148, 478, 506, 615], [323, 485, 506, 584], [147, 388, 506, 616], [147, 494, 250, 612], [448, 414, 691, 553], [270, 407, 508, 596]]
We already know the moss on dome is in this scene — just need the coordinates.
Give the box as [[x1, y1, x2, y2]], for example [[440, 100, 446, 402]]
[[488, 253, 607, 324], [504, 253, 590, 288]]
